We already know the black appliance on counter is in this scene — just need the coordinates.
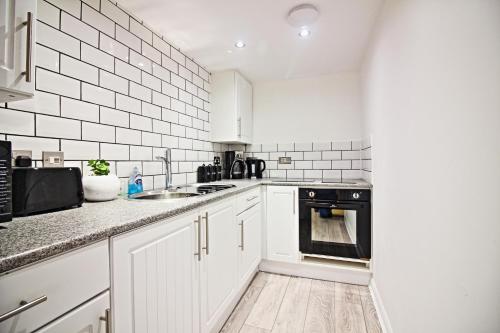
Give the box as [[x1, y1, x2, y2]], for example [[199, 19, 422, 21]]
[[245, 158, 266, 179], [299, 188, 371, 260], [214, 156, 222, 181], [223, 151, 245, 179], [0, 141, 12, 222], [197, 164, 209, 183], [12, 167, 84, 216]]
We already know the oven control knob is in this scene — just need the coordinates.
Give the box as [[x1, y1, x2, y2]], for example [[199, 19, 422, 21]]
[[308, 191, 316, 198], [353, 192, 360, 199]]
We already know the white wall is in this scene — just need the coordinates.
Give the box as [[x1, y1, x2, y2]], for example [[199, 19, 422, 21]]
[[362, 1, 500, 332], [253, 72, 362, 143]]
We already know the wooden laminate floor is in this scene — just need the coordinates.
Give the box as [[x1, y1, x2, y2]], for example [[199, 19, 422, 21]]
[[220, 272, 382, 333]]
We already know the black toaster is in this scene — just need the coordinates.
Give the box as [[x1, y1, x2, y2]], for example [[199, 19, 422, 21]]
[[12, 167, 84, 216]]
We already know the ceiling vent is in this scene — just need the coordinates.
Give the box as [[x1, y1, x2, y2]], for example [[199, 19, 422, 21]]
[[286, 4, 320, 28]]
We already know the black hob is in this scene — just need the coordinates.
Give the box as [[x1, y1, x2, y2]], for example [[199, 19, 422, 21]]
[[196, 184, 236, 194]]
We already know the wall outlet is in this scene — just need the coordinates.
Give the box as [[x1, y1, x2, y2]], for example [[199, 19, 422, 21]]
[[278, 156, 292, 164], [42, 151, 64, 167], [12, 150, 32, 165]]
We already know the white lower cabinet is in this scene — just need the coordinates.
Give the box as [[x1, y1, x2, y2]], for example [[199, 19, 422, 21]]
[[237, 203, 262, 283], [266, 186, 299, 262], [111, 211, 200, 333]]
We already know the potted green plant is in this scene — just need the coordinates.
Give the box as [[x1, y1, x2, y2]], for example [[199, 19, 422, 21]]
[[82, 159, 120, 201]]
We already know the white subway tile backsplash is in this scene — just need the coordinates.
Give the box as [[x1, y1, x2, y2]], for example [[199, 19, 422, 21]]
[[36, 68, 80, 99], [332, 141, 352, 150], [341, 170, 360, 179], [162, 108, 178, 123], [99, 70, 129, 94], [152, 91, 171, 108], [185, 58, 198, 74], [294, 160, 312, 169], [192, 74, 203, 88], [100, 34, 129, 62], [130, 50, 152, 73], [323, 170, 341, 179], [142, 42, 161, 64], [342, 150, 361, 160], [331, 160, 352, 169], [162, 135, 178, 148], [82, 83, 115, 107], [313, 142, 331, 151], [143, 161, 162, 175], [178, 66, 192, 81], [116, 25, 141, 52], [100, 143, 129, 160], [116, 94, 141, 114], [45, 0, 81, 17], [37, 115, 81, 139], [115, 59, 141, 82], [171, 73, 185, 89], [130, 114, 152, 131], [61, 97, 99, 122], [270, 170, 286, 179], [162, 55, 178, 73], [100, 106, 129, 127], [82, 0, 99, 10], [142, 72, 161, 91], [142, 102, 161, 119], [100, 0, 129, 29], [261, 144, 278, 152], [287, 170, 303, 179], [81, 44, 115, 72], [7, 135, 59, 159], [130, 146, 153, 160], [36, 44, 60, 72], [322, 151, 342, 160], [162, 82, 178, 99], [38, 0, 60, 28], [130, 82, 152, 102], [117, 161, 141, 177], [171, 99, 185, 113], [142, 132, 162, 147], [61, 12, 98, 47], [82, 4, 115, 37], [171, 124, 185, 137], [152, 63, 171, 83], [37, 22, 80, 58], [8, 91, 60, 116], [285, 151, 303, 160], [294, 142, 313, 151], [170, 48, 185, 66], [304, 151, 322, 160], [82, 122, 115, 143], [199, 68, 209, 81], [61, 140, 99, 160], [313, 160, 331, 169], [130, 19, 153, 44], [152, 119, 170, 134], [179, 90, 192, 104], [304, 170, 322, 179], [116, 128, 141, 145], [192, 96, 203, 108], [60, 55, 98, 84], [153, 35, 171, 56]]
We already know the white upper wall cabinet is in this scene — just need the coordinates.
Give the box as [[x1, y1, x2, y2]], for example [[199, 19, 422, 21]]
[[0, 0, 37, 102], [211, 70, 253, 144]]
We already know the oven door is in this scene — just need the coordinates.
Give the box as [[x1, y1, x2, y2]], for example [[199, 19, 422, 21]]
[[299, 200, 370, 259]]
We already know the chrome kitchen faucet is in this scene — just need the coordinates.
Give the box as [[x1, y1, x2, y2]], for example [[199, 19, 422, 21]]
[[155, 148, 172, 190]]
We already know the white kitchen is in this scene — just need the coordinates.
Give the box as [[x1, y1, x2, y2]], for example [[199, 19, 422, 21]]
[[0, 1, 499, 333]]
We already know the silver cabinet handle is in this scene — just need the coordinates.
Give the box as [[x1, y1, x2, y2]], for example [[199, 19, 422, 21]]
[[239, 220, 244, 251], [293, 190, 296, 215], [22, 12, 33, 83], [246, 195, 259, 202], [194, 216, 201, 261], [99, 308, 111, 333], [237, 117, 242, 137], [202, 212, 209, 255], [0, 295, 47, 323]]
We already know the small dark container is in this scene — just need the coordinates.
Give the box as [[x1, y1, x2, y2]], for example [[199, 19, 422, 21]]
[[197, 164, 208, 183]]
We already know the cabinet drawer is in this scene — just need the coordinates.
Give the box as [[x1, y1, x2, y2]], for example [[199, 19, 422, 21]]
[[237, 188, 261, 214], [0, 240, 109, 333]]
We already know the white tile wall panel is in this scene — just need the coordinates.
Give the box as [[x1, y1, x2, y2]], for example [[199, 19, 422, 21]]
[[100, 34, 129, 62], [192, 74, 204, 88], [100, 106, 129, 127], [171, 99, 186, 113], [82, 122, 115, 143], [285, 151, 303, 160], [82, 83, 115, 107], [171, 73, 185, 89], [152, 119, 170, 134], [130, 82, 152, 102], [341, 170, 361, 179], [332, 141, 352, 150], [130, 114, 152, 131], [115, 59, 141, 82], [192, 118, 204, 130], [141, 42, 161, 64], [179, 138, 193, 150], [199, 67, 209, 81], [82, 0, 99, 10], [203, 81, 211, 92], [162, 82, 178, 99], [352, 140, 362, 150], [195, 150, 206, 161], [246, 144, 261, 153], [7, 135, 59, 159], [100, 143, 129, 160], [294, 142, 313, 151], [304, 170, 322, 179], [278, 143, 294, 151], [129, 50, 152, 73], [130, 146, 152, 160], [171, 124, 185, 137], [192, 96, 203, 108], [99, 70, 129, 94], [170, 48, 186, 66], [130, 19, 153, 44], [153, 35, 171, 56], [178, 161, 192, 172], [192, 140, 204, 150], [261, 144, 278, 152], [117, 161, 141, 177], [36, 68, 80, 98], [61, 12, 98, 47], [143, 161, 162, 175], [198, 89, 209, 101], [82, 4, 115, 37], [152, 91, 171, 108], [60, 55, 98, 84], [294, 161, 312, 169], [287, 170, 303, 179], [36, 115, 81, 139], [8, 91, 60, 116], [152, 63, 170, 82], [142, 132, 162, 147], [270, 170, 286, 178], [37, 22, 80, 58], [153, 174, 166, 188], [100, 0, 129, 29], [185, 127, 197, 139], [323, 170, 342, 179], [278, 162, 294, 170], [331, 160, 351, 169], [171, 173, 186, 186], [81, 44, 115, 72], [269, 152, 280, 160], [253, 152, 270, 160], [116, 128, 141, 145], [142, 102, 161, 119], [115, 25, 141, 52], [186, 82, 197, 95], [351, 159, 361, 169], [197, 109, 208, 121], [61, 97, 99, 122], [162, 135, 178, 148], [178, 114, 192, 127], [36, 45, 60, 72], [341, 150, 361, 160], [116, 93, 141, 114], [141, 72, 161, 91], [38, 0, 60, 28], [45, 0, 81, 17], [313, 142, 331, 151], [185, 59, 198, 74], [322, 151, 342, 160], [178, 66, 192, 81], [61, 140, 99, 160], [304, 151, 322, 160], [161, 55, 178, 73]]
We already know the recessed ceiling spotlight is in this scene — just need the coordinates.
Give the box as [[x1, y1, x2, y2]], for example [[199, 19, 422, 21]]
[[234, 41, 246, 48], [299, 27, 311, 38]]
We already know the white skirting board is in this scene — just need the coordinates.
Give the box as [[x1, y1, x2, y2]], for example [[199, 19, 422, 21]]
[[369, 278, 393, 333], [259, 259, 371, 285]]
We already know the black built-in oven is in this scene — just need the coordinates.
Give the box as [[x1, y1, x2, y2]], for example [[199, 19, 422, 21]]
[[299, 188, 371, 260]]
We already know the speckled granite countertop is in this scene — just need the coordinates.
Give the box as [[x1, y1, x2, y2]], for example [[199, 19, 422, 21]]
[[0, 179, 371, 274]]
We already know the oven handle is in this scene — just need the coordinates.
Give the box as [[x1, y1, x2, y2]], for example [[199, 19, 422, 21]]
[[304, 201, 362, 210]]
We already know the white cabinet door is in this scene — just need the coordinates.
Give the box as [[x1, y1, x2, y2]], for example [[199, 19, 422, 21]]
[[266, 186, 299, 262], [36, 292, 110, 333], [200, 200, 237, 333], [0, 0, 36, 102], [111, 212, 200, 333], [236, 71, 253, 143], [237, 203, 261, 284]]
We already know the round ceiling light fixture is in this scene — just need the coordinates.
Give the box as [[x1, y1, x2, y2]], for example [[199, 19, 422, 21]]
[[234, 40, 246, 48], [286, 4, 320, 28]]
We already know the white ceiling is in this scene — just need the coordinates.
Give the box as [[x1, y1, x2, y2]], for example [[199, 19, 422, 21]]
[[117, 0, 383, 82]]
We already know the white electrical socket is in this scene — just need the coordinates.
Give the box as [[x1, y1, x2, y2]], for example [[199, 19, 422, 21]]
[[42, 151, 64, 167]]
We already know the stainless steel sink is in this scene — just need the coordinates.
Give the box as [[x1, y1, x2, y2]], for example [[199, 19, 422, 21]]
[[129, 190, 200, 200]]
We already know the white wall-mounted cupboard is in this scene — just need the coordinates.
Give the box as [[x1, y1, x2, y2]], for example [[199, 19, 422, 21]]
[[211, 70, 253, 144], [0, 0, 36, 103]]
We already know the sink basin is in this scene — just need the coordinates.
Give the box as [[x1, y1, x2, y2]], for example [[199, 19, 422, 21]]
[[129, 190, 200, 200]]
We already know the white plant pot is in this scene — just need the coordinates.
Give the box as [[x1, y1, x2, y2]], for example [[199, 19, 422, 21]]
[[82, 174, 120, 202]]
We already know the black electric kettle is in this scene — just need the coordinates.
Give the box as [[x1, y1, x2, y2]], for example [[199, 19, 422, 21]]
[[246, 158, 266, 179], [230, 158, 246, 179]]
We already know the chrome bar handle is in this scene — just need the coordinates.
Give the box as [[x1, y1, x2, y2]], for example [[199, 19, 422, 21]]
[[239, 220, 244, 251], [202, 212, 209, 255], [246, 195, 259, 202], [22, 12, 33, 83], [293, 190, 296, 215], [194, 216, 201, 261], [99, 308, 111, 333], [0, 295, 47, 323]]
